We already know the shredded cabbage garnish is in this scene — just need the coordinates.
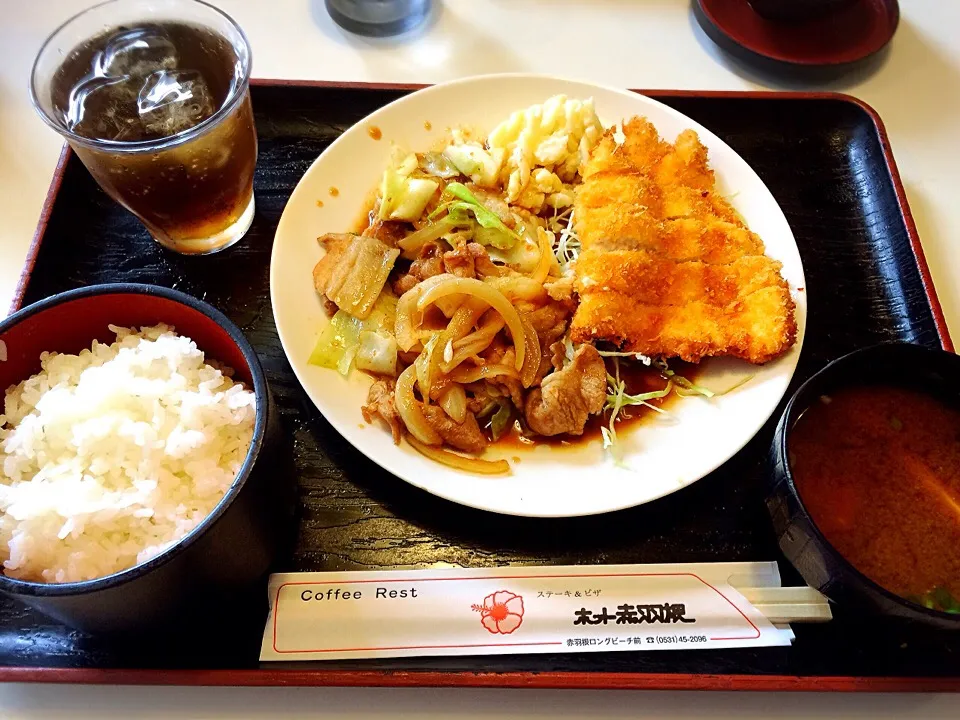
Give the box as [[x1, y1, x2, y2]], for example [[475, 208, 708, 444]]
[[600, 426, 615, 450], [562, 338, 754, 463], [653, 358, 755, 398], [654, 359, 716, 399], [603, 358, 673, 455], [549, 207, 580, 270], [598, 350, 652, 365], [598, 354, 752, 461]]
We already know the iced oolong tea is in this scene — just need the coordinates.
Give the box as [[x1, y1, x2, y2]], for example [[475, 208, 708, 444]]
[[50, 22, 257, 253]]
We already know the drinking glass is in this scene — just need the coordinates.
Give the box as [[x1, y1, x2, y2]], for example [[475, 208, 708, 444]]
[[30, 0, 258, 255]]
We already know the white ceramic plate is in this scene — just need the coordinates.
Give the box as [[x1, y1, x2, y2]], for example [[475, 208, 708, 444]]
[[270, 74, 807, 518]]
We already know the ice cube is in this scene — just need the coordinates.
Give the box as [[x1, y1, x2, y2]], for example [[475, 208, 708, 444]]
[[100, 26, 177, 79], [137, 69, 216, 137], [65, 74, 143, 141]]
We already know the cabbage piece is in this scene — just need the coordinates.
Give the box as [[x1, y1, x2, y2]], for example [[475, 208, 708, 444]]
[[432, 183, 520, 250], [418, 152, 461, 179], [364, 290, 399, 335], [442, 144, 504, 187], [390, 177, 440, 222], [396, 148, 419, 175], [379, 163, 406, 218], [486, 221, 541, 272], [310, 293, 398, 376], [309, 310, 361, 375], [486, 239, 540, 273], [474, 225, 517, 252], [378, 148, 439, 222], [356, 330, 398, 376]]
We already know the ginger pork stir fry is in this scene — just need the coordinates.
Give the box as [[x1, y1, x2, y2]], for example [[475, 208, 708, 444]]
[[309, 95, 796, 473]]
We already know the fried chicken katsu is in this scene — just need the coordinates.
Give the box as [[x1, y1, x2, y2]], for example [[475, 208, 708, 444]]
[[570, 117, 797, 364]]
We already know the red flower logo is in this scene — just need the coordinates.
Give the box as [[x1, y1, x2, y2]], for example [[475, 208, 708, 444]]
[[472, 590, 524, 634]]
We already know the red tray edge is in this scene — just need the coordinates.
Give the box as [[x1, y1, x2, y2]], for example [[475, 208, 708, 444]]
[[0, 667, 958, 692], [11, 143, 71, 316], [6, 81, 955, 693]]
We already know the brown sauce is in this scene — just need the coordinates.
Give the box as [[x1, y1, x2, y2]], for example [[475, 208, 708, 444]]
[[346, 191, 381, 234], [491, 359, 701, 451], [368, 125, 383, 140], [791, 385, 960, 612]]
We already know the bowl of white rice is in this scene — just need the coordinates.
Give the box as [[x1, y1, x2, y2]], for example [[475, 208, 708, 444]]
[[0, 284, 290, 633]]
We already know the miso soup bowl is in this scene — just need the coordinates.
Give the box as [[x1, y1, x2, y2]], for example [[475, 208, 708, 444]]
[[0, 284, 294, 633], [766, 342, 960, 631]]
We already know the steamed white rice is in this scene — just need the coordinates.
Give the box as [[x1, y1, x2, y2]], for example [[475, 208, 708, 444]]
[[0, 324, 256, 583]]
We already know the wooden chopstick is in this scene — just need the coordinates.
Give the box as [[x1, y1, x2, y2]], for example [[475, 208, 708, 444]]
[[739, 586, 833, 624]]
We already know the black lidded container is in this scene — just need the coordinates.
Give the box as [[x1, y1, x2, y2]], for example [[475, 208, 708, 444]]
[[766, 342, 960, 631], [0, 283, 294, 633]]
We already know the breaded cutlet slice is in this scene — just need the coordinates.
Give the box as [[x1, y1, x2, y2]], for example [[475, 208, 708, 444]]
[[577, 172, 744, 231], [655, 128, 715, 191], [570, 285, 797, 365], [583, 119, 715, 191], [570, 117, 797, 364], [575, 249, 789, 306], [579, 217, 765, 265], [576, 171, 662, 210], [582, 117, 670, 180]]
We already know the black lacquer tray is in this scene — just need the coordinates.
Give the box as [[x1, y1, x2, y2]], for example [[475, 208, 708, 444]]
[[2, 82, 956, 692]]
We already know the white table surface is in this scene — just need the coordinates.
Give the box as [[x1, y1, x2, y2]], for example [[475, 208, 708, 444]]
[[1, 0, 958, 716]]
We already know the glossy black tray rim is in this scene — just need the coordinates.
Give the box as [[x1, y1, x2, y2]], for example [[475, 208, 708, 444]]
[[2, 82, 956, 692]]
